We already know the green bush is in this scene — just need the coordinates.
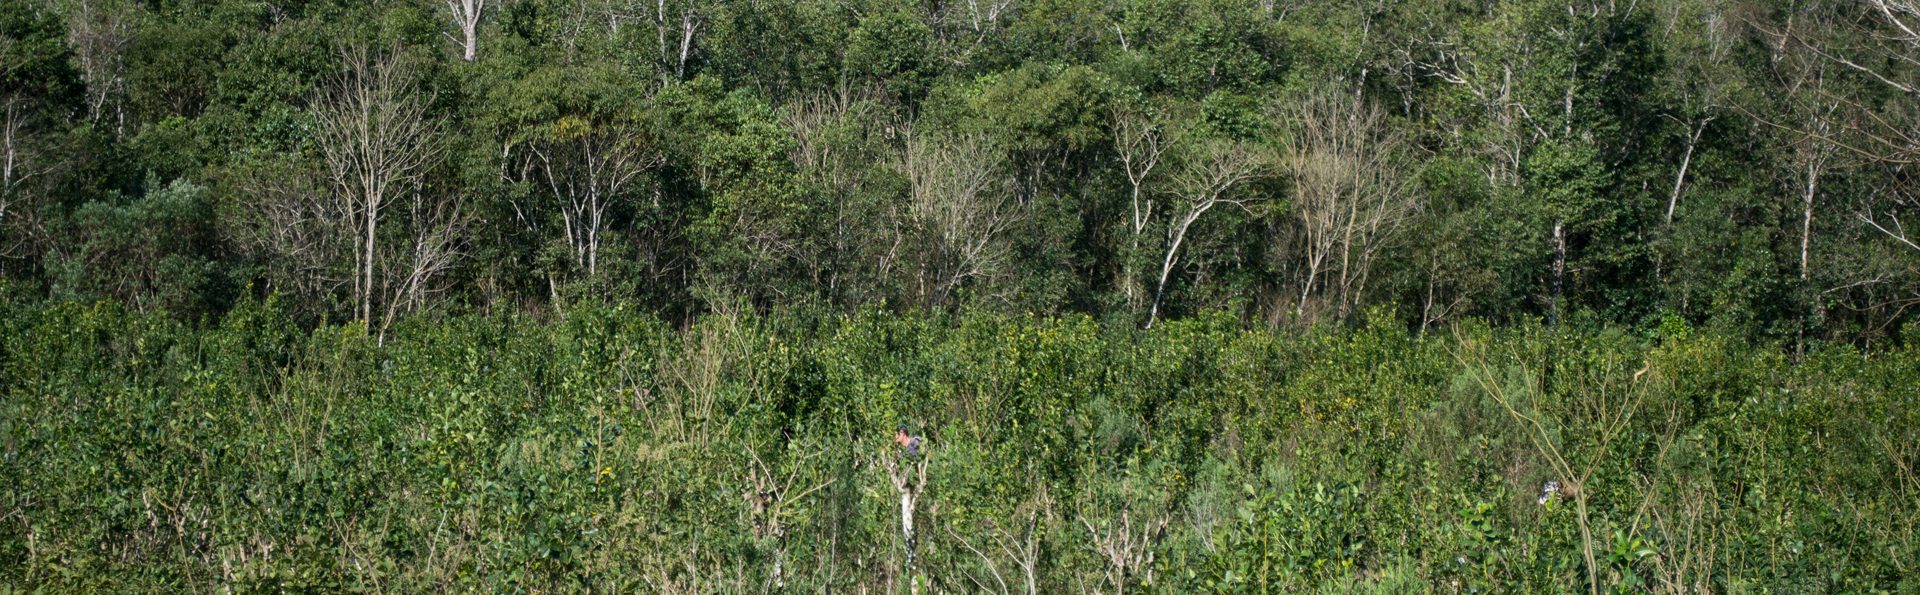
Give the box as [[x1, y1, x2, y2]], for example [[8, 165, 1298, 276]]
[[2, 302, 1915, 592]]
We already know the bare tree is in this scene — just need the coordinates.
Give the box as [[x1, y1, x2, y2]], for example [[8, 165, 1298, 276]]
[[946, 495, 1048, 595], [1, 99, 35, 240], [961, 0, 1017, 46], [1415, 29, 1539, 190], [1812, 2, 1920, 257], [376, 188, 469, 339], [1075, 473, 1173, 595], [1655, 0, 1738, 225], [1453, 335, 1657, 595], [218, 156, 351, 317], [1860, 191, 1920, 255], [313, 48, 443, 328], [512, 118, 662, 279], [0, 96, 50, 267], [1277, 89, 1418, 324], [1742, 1, 1920, 339], [785, 89, 899, 303], [58, 0, 137, 136], [1797, 0, 1920, 163], [898, 131, 1017, 308], [1794, 100, 1840, 284], [1147, 140, 1268, 328], [1754, 21, 1849, 286], [442, 0, 490, 63], [741, 450, 833, 590], [1111, 104, 1186, 309], [649, 0, 702, 81]]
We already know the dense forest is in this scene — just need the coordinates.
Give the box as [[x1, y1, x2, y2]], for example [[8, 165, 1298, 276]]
[[0, 0, 1915, 337], [2, 0, 1918, 591]]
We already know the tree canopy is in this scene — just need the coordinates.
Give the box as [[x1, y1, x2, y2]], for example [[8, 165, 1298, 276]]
[[1, 0, 1915, 344]]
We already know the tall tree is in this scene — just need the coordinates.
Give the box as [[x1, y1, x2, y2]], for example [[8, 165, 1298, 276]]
[[898, 130, 1016, 308], [443, 0, 490, 63], [1277, 88, 1417, 324], [1148, 138, 1267, 327], [313, 48, 443, 328]]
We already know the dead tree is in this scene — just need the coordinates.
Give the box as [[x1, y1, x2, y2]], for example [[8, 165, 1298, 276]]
[[1111, 104, 1186, 309], [947, 490, 1050, 595], [1278, 89, 1417, 323], [1452, 336, 1657, 595], [442, 0, 490, 63], [742, 451, 832, 590], [1079, 502, 1170, 594], [376, 187, 469, 339], [515, 119, 662, 279], [313, 48, 442, 328], [219, 156, 348, 318], [59, 0, 136, 136], [878, 443, 933, 593], [648, 0, 702, 80], [1653, 0, 1738, 225], [0, 96, 51, 268], [1, 99, 35, 243], [1147, 139, 1268, 328], [899, 131, 1016, 308]]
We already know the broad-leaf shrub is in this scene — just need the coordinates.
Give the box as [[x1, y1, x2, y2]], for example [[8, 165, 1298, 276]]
[[2, 303, 1915, 591]]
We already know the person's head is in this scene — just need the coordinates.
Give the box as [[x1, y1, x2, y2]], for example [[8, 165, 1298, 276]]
[[895, 424, 911, 444]]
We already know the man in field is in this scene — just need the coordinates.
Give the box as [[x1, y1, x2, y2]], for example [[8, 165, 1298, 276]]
[[894, 424, 923, 457]]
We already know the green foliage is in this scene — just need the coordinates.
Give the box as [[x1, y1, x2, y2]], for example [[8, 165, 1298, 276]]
[[46, 178, 230, 318], [5, 0, 1920, 587], [4, 304, 1915, 591], [0, 0, 1912, 344], [0, 0, 82, 107], [845, 10, 936, 105]]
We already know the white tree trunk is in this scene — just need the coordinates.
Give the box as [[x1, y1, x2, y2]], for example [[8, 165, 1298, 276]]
[[1801, 160, 1822, 282], [1148, 211, 1200, 329], [1665, 118, 1709, 225], [444, 0, 487, 63], [315, 50, 441, 329]]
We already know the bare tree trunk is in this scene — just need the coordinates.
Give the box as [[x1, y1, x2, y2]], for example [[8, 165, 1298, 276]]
[[1551, 220, 1566, 327], [1297, 248, 1322, 320], [364, 202, 378, 323], [653, 0, 701, 80], [677, 10, 698, 79], [1792, 154, 1826, 376], [1800, 159, 1822, 282], [1148, 211, 1200, 329], [1147, 140, 1266, 328], [1665, 117, 1709, 225], [315, 48, 441, 328], [1336, 188, 1360, 316], [443, 0, 488, 63]]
